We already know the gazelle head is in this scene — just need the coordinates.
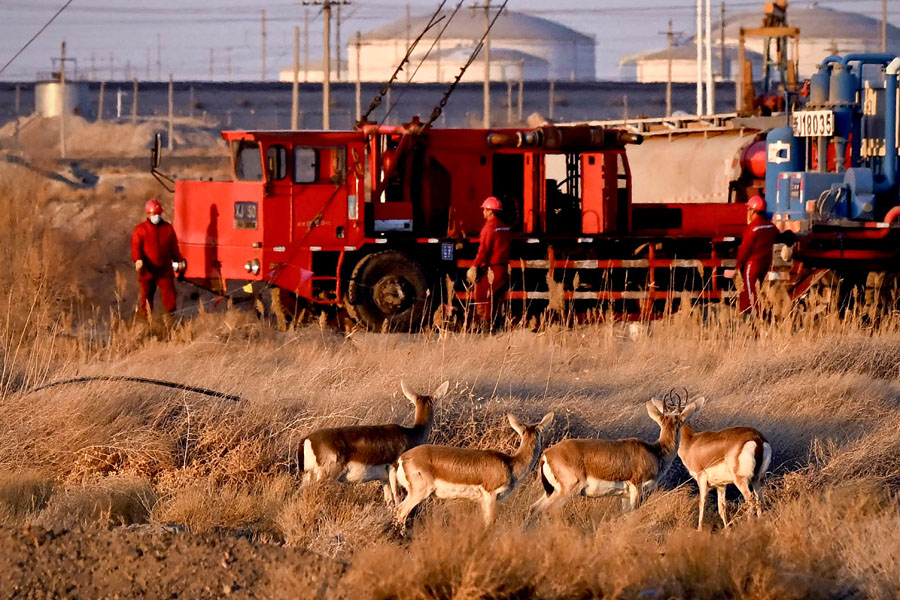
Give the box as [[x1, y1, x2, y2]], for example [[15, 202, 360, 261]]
[[400, 380, 450, 428], [646, 389, 702, 440], [508, 412, 555, 470]]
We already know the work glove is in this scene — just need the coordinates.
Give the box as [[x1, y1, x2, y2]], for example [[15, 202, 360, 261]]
[[134, 259, 143, 273]]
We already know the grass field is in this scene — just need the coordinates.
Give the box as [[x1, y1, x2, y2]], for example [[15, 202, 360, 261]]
[[2, 160, 900, 598]]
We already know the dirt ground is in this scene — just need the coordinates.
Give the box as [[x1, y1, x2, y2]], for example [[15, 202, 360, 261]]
[[0, 524, 344, 599]]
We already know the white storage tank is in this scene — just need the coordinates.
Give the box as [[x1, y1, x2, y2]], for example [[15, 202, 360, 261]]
[[35, 80, 90, 118]]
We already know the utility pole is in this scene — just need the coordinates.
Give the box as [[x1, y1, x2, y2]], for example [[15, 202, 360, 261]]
[[548, 79, 555, 120], [303, 8, 310, 82], [355, 31, 362, 121], [336, 3, 342, 82], [517, 62, 524, 122], [167, 74, 174, 151], [226, 47, 233, 79], [696, 0, 702, 115], [97, 81, 105, 122], [666, 20, 673, 117], [303, 1, 350, 131], [292, 26, 300, 129], [109, 52, 114, 81], [209, 48, 214, 80], [483, 0, 491, 128], [156, 33, 162, 81], [506, 79, 513, 124], [59, 41, 66, 159], [145, 47, 151, 79], [882, 0, 888, 53], [90, 53, 96, 80], [132, 78, 138, 124], [705, 0, 714, 115], [720, 2, 726, 81], [406, 4, 412, 82], [261, 9, 267, 81]]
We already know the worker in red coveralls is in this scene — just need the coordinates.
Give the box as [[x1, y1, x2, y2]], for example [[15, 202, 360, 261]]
[[471, 196, 512, 328], [724, 195, 777, 314], [131, 199, 185, 321]]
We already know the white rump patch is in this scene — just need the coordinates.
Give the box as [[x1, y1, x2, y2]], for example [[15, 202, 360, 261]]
[[303, 440, 318, 473], [541, 458, 561, 493], [736, 441, 758, 479]]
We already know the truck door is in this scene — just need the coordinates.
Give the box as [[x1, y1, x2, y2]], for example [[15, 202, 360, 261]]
[[522, 152, 544, 234], [291, 145, 349, 246], [262, 143, 291, 248]]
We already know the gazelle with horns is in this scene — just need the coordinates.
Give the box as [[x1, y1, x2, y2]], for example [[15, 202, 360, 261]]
[[301, 381, 450, 504], [394, 412, 554, 528], [530, 396, 698, 516], [673, 392, 772, 529]]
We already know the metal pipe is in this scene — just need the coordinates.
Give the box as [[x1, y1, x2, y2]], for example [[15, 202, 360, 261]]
[[840, 53, 896, 67], [875, 57, 900, 193]]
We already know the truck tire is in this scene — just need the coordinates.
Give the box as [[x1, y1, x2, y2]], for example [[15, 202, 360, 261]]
[[270, 287, 306, 330], [347, 251, 428, 331]]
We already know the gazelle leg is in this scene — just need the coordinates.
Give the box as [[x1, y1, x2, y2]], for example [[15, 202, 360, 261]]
[[753, 479, 765, 517], [716, 485, 728, 528], [394, 486, 432, 528], [626, 482, 641, 511], [697, 475, 709, 530], [387, 465, 400, 505], [480, 490, 498, 526], [735, 477, 754, 519]]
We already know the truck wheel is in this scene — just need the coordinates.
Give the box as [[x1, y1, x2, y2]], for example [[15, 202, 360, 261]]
[[270, 287, 306, 330], [348, 251, 428, 331]]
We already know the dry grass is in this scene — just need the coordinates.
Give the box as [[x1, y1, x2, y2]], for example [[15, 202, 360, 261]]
[[4, 161, 900, 596]]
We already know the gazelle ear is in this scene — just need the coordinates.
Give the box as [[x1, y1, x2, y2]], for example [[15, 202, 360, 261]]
[[537, 412, 554, 431], [400, 381, 418, 404], [508, 413, 525, 436], [650, 397, 665, 414], [681, 396, 705, 422], [432, 381, 450, 400], [646, 401, 664, 426]]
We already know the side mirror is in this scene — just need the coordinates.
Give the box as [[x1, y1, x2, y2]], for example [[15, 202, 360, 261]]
[[151, 132, 162, 170]]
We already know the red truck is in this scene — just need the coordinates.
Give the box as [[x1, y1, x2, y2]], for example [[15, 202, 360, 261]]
[[167, 119, 749, 330]]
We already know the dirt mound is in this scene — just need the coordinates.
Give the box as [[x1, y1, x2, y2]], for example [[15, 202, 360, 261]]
[[0, 524, 343, 599], [0, 114, 223, 159]]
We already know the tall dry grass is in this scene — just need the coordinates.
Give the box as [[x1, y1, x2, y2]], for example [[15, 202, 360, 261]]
[[4, 160, 900, 596]]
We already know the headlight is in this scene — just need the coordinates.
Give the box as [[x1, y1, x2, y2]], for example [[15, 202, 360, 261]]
[[245, 259, 261, 275]]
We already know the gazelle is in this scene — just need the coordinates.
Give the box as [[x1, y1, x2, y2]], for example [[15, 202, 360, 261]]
[[301, 380, 450, 504], [675, 395, 772, 530], [394, 412, 554, 528], [529, 396, 698, 516]]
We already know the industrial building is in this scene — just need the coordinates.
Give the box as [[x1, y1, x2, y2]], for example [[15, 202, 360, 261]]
[[346, 10, 594, 83], [621, 5, 900, 83]]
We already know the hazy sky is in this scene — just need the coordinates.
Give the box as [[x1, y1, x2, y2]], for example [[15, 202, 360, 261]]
[[0, 0, 896, 82]]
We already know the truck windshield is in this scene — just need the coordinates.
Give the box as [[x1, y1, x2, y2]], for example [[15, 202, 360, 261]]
[[233, 140, 263, 181]]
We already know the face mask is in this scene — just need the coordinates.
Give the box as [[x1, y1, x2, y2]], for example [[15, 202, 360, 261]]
[[149, 214, 162, 225]]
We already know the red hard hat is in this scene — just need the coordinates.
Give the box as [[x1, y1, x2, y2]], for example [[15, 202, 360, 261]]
[[481, 196, 502, 211], [145, 199, 163, 215], [747, 195, 766, 212]]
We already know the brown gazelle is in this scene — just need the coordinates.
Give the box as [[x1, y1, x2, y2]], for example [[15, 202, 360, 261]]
[[301, 380, 449, 504], [676, 394, 772, 530], [529, 396, 698, 516], [394, 412, 554, 528]]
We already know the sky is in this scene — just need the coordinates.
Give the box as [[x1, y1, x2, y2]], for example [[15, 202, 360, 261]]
[[0, 0, 897, 82]]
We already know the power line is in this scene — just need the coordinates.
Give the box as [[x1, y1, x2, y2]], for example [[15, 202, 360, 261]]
[[0, 0, 74, 76]]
